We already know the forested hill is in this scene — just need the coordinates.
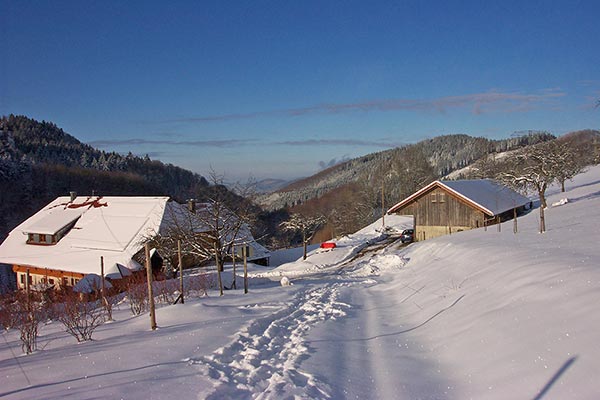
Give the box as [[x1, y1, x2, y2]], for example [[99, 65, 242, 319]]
[[0, 115, 216, 240], [257, 132, 556, 211]]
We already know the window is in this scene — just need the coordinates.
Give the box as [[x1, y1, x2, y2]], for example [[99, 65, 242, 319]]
[[20, 274, 25, 284], [431, 193, 437, 203], [439, 193, 446, 203], [49, 278, 55, 285], [39, 234, 46, 243]]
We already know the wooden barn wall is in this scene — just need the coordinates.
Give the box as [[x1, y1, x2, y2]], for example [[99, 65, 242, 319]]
[[413, 187, 485, 229]]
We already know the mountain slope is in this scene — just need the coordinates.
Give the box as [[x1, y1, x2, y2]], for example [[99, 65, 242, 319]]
[[0, 115, 229, 241], [257, 132, 555, 211]]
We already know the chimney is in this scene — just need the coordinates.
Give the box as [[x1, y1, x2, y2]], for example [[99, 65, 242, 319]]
[[187, 199, 196, 213], [70, 191, 77, 202]]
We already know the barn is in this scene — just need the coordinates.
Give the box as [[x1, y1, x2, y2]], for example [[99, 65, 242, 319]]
[[387, 179, 531, 241]]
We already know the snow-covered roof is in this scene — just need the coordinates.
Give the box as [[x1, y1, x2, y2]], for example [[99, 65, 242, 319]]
[[0, 196, 169, 276], [22, 206, 84, 236], [387, 179, 530, 216]]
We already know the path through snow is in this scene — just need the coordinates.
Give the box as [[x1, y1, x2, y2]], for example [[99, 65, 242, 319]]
[[191, 282, 352, 399]]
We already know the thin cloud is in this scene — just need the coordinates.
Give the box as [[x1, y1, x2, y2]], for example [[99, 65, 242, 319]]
[[274, 138, 398, 147], [163, 89, 566, 123], [88, 138, 256, 148]]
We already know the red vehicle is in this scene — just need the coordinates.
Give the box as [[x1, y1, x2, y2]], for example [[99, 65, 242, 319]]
[[320, 242, 337, 249]]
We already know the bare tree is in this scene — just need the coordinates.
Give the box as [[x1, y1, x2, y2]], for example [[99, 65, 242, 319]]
[[151, 170, 258, 296], [497, 142, 559, 233], [280, 213, 326, 260], [551, 140, 586, 192]]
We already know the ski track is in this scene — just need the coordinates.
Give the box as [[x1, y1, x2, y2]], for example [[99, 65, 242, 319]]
[[190, 283, 352, 399]]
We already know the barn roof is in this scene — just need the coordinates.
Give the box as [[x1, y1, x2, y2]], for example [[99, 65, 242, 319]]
[[387, 179, 530, 216]]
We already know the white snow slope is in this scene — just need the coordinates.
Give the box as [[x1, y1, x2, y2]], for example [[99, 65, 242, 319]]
[[1, 165, 600, 399]]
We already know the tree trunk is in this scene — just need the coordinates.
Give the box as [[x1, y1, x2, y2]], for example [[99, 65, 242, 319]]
[[231, 249, 237, 289], [539, 205, 546, 233], [303, 231, 307, 260], [561, 179, 566, 192], [214, 242, 223, 296], [538, 185, 548, 209]]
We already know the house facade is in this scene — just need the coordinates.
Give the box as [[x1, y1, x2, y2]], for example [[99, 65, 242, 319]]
[[387, 180, 531, 241]]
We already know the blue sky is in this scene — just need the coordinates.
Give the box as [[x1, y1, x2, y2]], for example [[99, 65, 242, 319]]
[[2, 1, 599, 181]]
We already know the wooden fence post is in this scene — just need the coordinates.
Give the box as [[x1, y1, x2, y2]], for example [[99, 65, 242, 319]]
[[243, 246, 248, 294], [25, 269, 31, 297], [100, 256, 105, 296], [100, 256, 112, 321], [178, 239, 184, 304], [145, 244, 157, 330]]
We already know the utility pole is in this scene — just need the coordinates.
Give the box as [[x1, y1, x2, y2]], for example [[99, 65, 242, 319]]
[[382, 180, 385, 228], [145, 244, 157, 330]]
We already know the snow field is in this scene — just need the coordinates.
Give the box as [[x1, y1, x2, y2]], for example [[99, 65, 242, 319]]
[[1, 167, 599, 399]]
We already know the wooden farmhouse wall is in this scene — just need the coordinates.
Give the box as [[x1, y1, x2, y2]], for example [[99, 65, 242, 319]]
[[402, 186, 487, 241]]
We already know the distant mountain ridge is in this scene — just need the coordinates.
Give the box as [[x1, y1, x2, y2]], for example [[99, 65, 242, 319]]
[[257, 132, 556, 211]]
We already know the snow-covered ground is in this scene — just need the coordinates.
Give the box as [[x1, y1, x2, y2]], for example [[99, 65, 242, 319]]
[[2, 165, 600, 399]]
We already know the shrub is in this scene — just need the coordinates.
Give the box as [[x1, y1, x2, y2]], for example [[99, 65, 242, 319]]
[[1, 291, 48, 354], [54, 291, 105, 342], [126, 273, 148, 315]]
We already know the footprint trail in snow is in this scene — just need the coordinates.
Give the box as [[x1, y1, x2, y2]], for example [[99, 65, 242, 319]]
[[190, 283, 351, 399]]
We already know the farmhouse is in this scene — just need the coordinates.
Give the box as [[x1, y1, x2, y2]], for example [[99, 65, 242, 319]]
[[387, 179, 531, 241], [0, 195, 169, 291], [0, 195, 269, 291]]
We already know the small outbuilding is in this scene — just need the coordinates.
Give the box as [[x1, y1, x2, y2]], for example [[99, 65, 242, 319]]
[[387, 179, 531, 241]]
